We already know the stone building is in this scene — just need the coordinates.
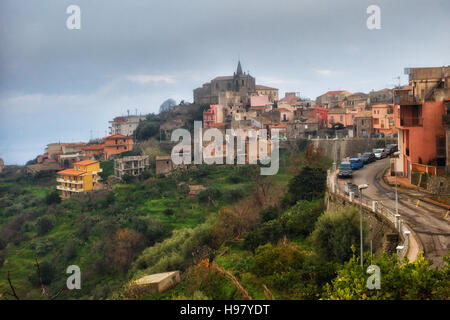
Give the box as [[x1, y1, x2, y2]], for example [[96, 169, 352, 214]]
[[114, 155, 150, 179], [316, 90, 352, 109], [369, 88, 393, 105], [155, 156, 174, 175], [193, 61, 256, 105], [345, 92, 368, 108], [0, 158, 4, 173], [255, 85, 279, 102], [354, 111, 373, 138], [286, 118, 319, 139]]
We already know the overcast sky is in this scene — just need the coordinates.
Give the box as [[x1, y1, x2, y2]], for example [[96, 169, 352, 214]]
[[1, 0, 449, 164]]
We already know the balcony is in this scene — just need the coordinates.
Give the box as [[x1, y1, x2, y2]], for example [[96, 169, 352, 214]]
[[394, 90, 419, 105], [399, 117, 423, 127], [57, 185, 84, 192], [56, 178, 83, 185]]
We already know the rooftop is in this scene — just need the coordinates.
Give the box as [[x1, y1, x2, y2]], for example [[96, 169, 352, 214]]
[[255, 84, 278, 90], [57, 169, 84, 176], [74, 160, 98, 166], [133, 271, 179, 285]]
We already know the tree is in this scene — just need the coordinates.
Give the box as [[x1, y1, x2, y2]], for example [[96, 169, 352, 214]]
[[324, 251, 450, 300], [310, 207, 366, 263], [282, 166, 326, 207], [45, 190, 61, 205], [36, 216, 54, 236]]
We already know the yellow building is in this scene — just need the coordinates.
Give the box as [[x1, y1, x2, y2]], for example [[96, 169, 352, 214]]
[[56, 160, 102, 199]]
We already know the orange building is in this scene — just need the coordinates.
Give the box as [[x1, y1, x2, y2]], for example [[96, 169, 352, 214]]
[[103, 134, 134, 159], [394, 66, 449, 177], [372, 104, 395, 135], [56, 160, 102, 199], [81, 144, 105, 160]]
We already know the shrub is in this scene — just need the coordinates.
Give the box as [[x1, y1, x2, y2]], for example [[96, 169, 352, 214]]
[[282, 166, 326, 207], [45, 190, 61, 205], [36, 216, 54, 236], [244, 220, 285, 251], [310, 207, 366, 263]]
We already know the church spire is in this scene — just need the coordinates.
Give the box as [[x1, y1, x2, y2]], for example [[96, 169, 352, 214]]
[[236, 60, 243, 75]]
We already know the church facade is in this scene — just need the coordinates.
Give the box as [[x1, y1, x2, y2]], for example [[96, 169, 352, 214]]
[[193, 61, 256, 105]]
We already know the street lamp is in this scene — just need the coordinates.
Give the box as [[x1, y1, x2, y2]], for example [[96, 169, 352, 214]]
[[358, 183, 369, 267]]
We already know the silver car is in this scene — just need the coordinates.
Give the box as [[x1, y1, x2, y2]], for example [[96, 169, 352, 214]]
[[374, 148, 387, 159]]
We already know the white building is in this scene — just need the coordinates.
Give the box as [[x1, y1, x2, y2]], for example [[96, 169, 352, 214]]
[[109, 115, 146, 136]]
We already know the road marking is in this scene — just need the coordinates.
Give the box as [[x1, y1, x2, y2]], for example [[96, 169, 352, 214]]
[[416, 200, 420, 208], [445, 211, 449, 219]]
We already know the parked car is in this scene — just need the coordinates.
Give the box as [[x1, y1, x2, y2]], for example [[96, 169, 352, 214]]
[[361, 152, 376, 164], [374, 148, 387, 159], [350, 158, 364, 169], [344, 182, 359, 197], [386, 144, 398, 155], [338, 161, 353, 178]]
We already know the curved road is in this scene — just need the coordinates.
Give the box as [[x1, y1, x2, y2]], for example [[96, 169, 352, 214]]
[[337, 158, 450, 267]]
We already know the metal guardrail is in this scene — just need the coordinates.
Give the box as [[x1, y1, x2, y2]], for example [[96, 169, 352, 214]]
[[327, 169, 411, 259]]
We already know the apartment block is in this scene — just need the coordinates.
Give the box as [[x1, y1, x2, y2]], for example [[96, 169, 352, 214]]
[[56, 160, 102, 199], [114, 156, 150, 179]]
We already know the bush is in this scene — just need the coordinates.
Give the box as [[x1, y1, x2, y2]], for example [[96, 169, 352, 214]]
[[36, 216, 54, 236], [28, 260, 56, 286], [130, 218, 215, 277], [259, 205, 281, 222], [244, 220, 285, 251], [282, 166, 326, 207], [45, 190, 61, 205], [284, 200, 323, 237], [310, 207, 366, 263]]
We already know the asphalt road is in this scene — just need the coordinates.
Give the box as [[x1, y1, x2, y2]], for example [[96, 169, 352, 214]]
[[337, 157, 450, 267]]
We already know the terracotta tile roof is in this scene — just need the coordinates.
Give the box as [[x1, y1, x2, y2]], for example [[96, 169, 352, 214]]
[[82, 144, 104, 150], [73, 160, 98, 166], [326, 90, 346, 95], [62, 142, 86, 147], [57, 169, 84, 176], [255, 84, 278, 90]]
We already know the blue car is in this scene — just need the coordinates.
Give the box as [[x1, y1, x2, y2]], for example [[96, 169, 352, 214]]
[[349, 158, 364, 170]]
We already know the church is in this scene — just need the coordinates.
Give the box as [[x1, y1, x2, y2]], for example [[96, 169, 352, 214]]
[[193, 61, 256, 105]]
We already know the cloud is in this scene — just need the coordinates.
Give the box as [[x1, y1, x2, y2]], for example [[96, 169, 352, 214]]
[[124, 74, 176, 85], [315, 69, 333, 76]]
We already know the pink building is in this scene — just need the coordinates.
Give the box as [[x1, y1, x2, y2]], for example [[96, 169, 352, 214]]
[[203, 105, 217, 128], [372, 104, 395, 135]]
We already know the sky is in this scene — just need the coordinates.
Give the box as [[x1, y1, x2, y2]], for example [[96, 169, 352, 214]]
[[0, 0, 449, 165]]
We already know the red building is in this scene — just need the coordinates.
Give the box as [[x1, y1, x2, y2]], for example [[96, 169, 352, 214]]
[[203, 105, 217, 128], [313, 106, 329, 127]]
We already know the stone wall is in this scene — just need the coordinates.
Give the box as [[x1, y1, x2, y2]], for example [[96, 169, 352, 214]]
[[312, 138, 396, 161], [325, 191, 399, 256]]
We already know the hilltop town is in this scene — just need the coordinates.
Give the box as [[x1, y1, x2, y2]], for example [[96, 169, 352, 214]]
[[1, 62, 449, 301], [25, 62, 450, 198]]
